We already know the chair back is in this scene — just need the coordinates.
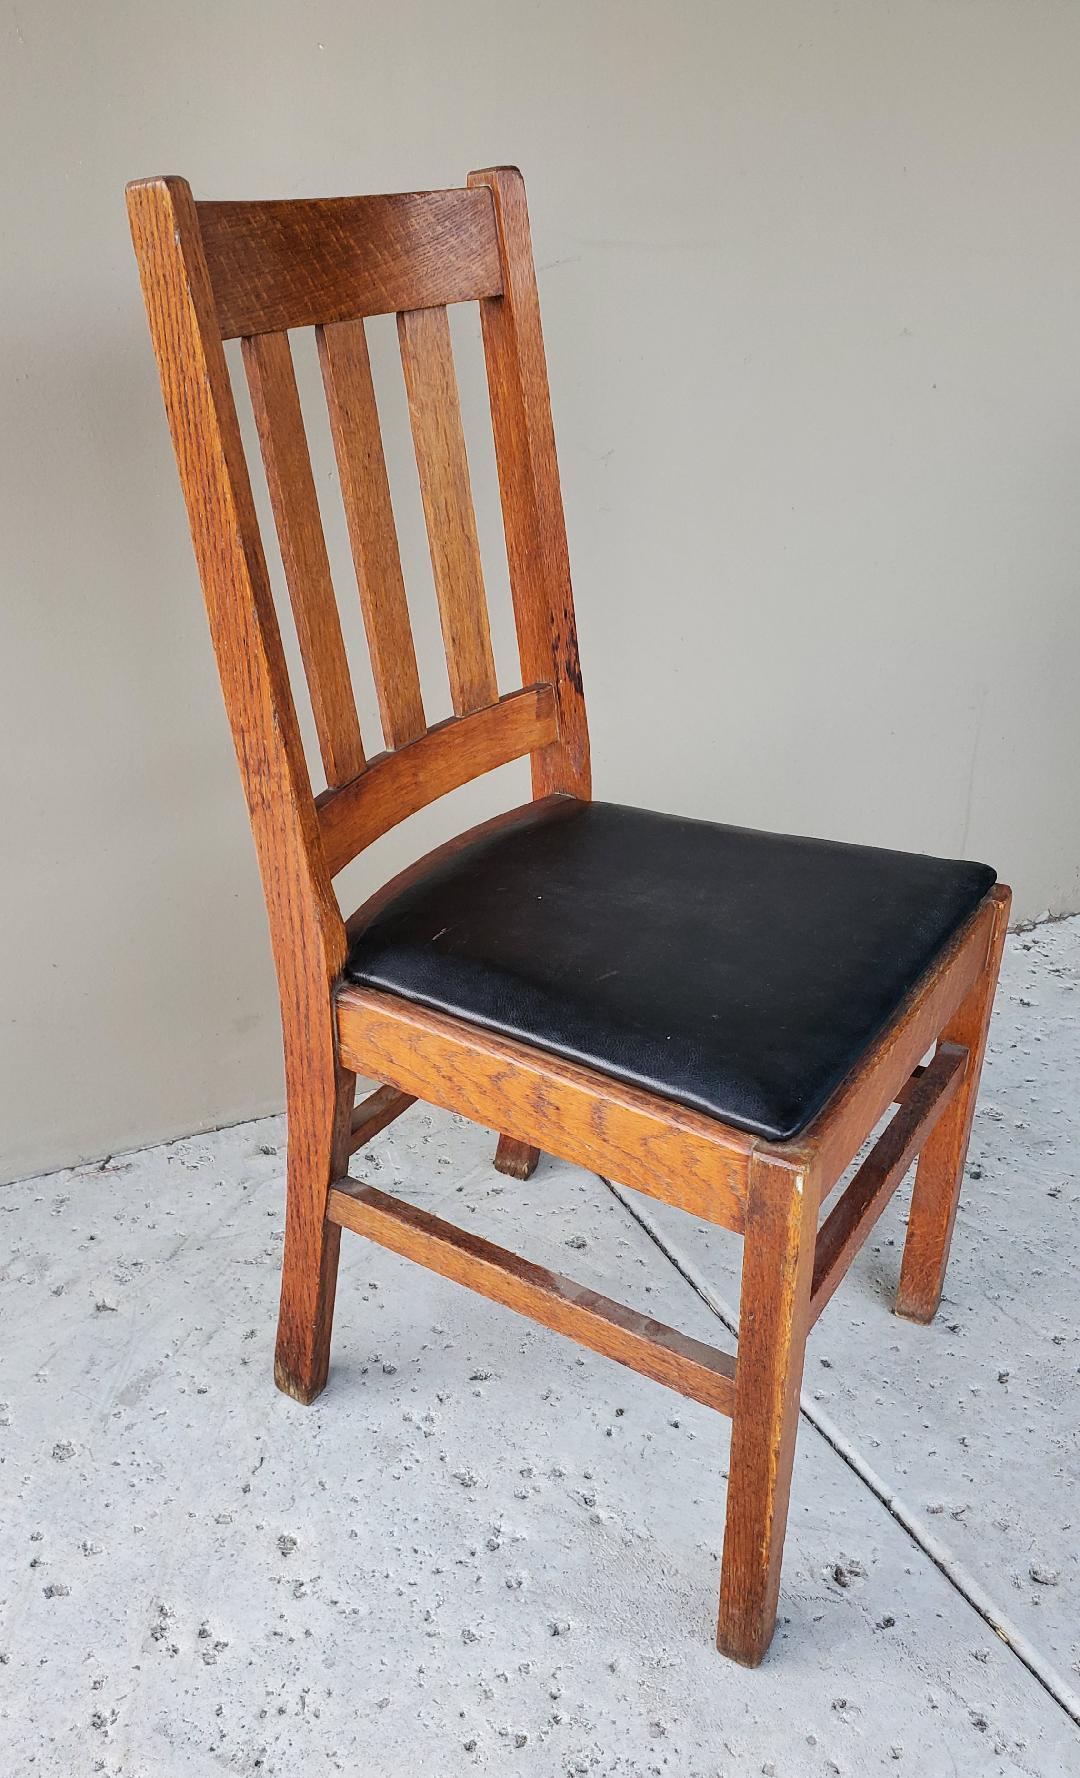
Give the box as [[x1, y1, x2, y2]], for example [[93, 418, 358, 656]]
[[127, 168, 589, 972]]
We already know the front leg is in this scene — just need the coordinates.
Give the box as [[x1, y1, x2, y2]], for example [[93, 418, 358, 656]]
[[716, 1151, 816, 1665]]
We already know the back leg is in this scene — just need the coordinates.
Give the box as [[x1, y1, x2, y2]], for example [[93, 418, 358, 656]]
[[494, 1135, 540, 1179], [274, 1058, 355, 1403], [896, 887, 1010, 1324]]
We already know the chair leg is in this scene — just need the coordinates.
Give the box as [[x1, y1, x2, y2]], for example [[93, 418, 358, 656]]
[[494, 1134, 540, 1179], [274, 1059, 355, 1405], [896, 890, 1010, 1325], [716, 1153, 816, 1666]]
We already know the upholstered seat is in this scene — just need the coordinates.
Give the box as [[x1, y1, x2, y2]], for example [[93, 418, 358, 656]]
[[346, 799, 995, 1142]]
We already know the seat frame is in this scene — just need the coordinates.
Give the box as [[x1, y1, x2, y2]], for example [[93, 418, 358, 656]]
[[127, 167, 1010, 1666]]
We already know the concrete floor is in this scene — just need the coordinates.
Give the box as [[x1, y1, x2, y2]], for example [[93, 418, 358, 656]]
[[1, 918, 1078, 1777]]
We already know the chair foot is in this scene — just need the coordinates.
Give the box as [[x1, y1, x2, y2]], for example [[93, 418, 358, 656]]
[[274, 1061, 354, 1405], [274, 1351, 332, 1405], [716, 1153, 815, 1666], [894, 1299, 938, 1327], [895, 889, 1009, 1324], [494, 1134, 540, 1179], [274, 1218, 343, 1403]]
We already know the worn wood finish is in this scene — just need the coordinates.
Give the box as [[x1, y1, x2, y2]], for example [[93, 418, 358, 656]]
[[327, 1179, 738, 1413], [398, 304, 499, 714], [335, 983, 753, 1232], [131, 165, 1011, 1665], [716, 1152, 816, 1666], [317, 686, 557, 875], [198, 188, 503, 338], [809, 1042, 967, 1327], [896, 885, 1011, 1323], [494, 1135, 541, 1179], [127, 175, 348, 1405], [469, 167, 590, 800], [318, 317, 427, 749], [348, 1083, 416, 1156], [242, 329, 365, 788]]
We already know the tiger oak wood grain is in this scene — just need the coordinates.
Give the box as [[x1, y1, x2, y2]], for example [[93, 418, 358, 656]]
[[127, 176, 349, 1405]]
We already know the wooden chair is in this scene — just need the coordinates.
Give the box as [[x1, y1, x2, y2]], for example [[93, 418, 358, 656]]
[[127, 168, 1010, 1665]]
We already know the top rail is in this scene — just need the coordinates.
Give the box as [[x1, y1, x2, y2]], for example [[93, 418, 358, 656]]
[[196, 188, 503, 338]]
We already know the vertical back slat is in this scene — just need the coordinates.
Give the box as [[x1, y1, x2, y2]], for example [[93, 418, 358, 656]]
[[243, 331, 366, 788], [397, 304, 499, 716], [467, 166, 590, 799], [317, 318, 427, 749]]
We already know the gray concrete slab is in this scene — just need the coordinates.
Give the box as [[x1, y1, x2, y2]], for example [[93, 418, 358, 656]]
[[1, 922, 1077, 1776]]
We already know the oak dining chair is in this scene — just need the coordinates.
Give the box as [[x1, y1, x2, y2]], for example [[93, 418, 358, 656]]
[[127, 167, 1009, 1665]]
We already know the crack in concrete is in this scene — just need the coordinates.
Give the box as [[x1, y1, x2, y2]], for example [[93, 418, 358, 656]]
[[599, 1172, 1080, 1731]]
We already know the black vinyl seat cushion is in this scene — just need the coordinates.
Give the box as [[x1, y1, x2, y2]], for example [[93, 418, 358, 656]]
[[345, 799, 996, 1142]]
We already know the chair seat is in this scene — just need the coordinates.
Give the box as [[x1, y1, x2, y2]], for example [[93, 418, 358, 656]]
[[345, 799, 996, 1142]]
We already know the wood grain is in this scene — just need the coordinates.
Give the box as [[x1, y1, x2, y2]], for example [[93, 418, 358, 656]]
[[493, 1135, 541, 1179], [469, 167, 590, 800], [896, 885, 1012, 1322], [809, 1042, 966, 1327], [317, 685, 557, 874], [335, 983, 752, 1232], [242, 329, 365, 788], [716, 1152, 816, 1666], [126, 175, 349, 1405], [398, 304, 498, 714], [318, 317, 427, 749], [327, 1179, 737, 1413], [784, 891, 999, 1200], [198, 187, 503, 338], [131, 167, 1013, 1664]]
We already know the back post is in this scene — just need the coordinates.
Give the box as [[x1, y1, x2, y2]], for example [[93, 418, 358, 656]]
[[126, 176, 349, 1402], [468, 167, 590, 802]]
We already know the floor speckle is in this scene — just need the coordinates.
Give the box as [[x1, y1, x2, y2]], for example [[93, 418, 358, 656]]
[[0, 919, 1077, 1775]]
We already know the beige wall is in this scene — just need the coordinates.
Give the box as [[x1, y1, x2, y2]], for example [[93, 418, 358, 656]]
[[3, 2, 1080, 1181]]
